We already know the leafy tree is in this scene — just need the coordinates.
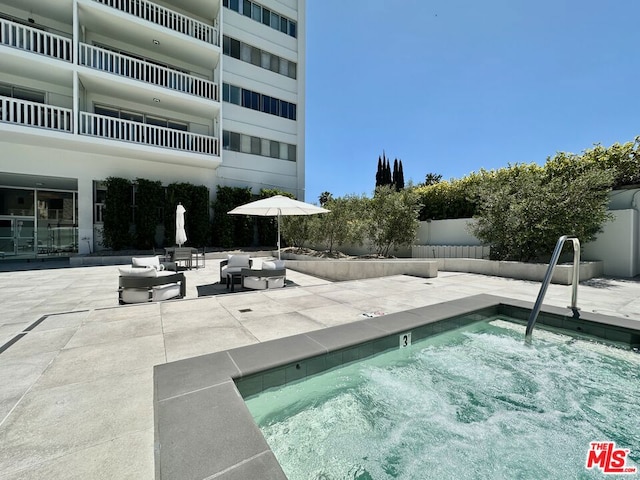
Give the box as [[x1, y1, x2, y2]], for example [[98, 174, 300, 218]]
[[365, 186, 422, 256], [423, 173, 443, 186], [311, 194, 367, 253], [102, 176, 132, 250], [281, 215, 313, 251], [319, 191, 333, 206], [413, 174, 480, 220], [546, 136, 640, 189], [469, 163, 614, 262]]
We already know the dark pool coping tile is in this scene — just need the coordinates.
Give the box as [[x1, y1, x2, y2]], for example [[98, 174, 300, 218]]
[[156, 381, 280, 480], [155, 351, 241, 402], [226, 335, 327, 378], [154, 295, 640, 480], [304, 321, 388, 351]]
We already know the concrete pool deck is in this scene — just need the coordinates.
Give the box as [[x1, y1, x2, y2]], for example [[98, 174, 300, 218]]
[[1, 258, 640, 479]]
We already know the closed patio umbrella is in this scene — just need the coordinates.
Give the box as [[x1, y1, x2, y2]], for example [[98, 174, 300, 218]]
[[227, 195, 329, 259], [175, 203, 187, 247]]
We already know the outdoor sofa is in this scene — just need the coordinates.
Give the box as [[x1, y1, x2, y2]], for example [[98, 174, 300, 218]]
[[241, 259, 286, 290]]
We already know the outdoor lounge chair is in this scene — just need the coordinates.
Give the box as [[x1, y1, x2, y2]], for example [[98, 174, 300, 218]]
[[118, 256, 185, 304], [220, 254, 253, 284]]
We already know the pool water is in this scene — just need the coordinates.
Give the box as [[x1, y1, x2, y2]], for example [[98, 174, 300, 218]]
[[245, 318, 640, 479]]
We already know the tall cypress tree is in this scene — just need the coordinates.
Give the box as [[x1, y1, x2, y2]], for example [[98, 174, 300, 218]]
[[397, 160, 405, 190], [392, 159, 399, 190], [376, 156, 383, 187], [385, 158, 392, 185]]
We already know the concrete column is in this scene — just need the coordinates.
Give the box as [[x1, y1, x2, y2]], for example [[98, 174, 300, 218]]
[[77, 175, 94, 254]]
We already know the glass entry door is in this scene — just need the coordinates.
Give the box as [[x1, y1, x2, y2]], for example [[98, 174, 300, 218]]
[[0, 217, 36, 257]]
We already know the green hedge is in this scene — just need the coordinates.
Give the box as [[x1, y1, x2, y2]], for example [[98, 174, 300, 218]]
[[164, 182, 210, 247], [211, 186, 253, 248]]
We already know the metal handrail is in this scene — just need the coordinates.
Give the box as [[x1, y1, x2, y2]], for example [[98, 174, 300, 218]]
[[525, 235, 580, 341]]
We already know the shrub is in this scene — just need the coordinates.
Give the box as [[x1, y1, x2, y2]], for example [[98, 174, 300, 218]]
[[469, 163, 614, 262], [164, 183, 210, 247], [365, 186, 422, 256], [211, 186, 253, 248], [102, 176, 132, 250], [134, 178, 163, 249]]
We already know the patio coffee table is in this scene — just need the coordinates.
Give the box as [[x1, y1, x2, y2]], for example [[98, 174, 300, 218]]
[[226, 272, 242, 292]]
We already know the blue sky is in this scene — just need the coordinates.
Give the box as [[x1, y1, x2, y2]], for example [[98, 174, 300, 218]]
[[304, 0, 640, 202]]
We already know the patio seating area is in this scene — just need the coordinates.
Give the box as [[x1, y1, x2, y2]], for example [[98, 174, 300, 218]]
[[1, 256, 640, 478]]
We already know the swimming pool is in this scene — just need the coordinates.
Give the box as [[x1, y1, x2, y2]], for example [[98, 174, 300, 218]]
[[244, 318, 640, 479], [153, 295, 640, 479]]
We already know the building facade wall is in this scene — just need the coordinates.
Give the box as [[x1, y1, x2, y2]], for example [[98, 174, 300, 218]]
[[0, 0, 305, 256]]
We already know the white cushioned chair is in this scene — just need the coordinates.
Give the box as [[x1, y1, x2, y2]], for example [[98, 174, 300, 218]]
[[118, 257, 184, 304], [241, 259, 286, 290], [220, 254, 253, 284], [131, 255, 176, 271]]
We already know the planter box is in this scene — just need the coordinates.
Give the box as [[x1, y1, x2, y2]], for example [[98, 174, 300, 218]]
[[281, 256, 438, 281], [437, 258, 603, 285], [282, 253, 602, 285]]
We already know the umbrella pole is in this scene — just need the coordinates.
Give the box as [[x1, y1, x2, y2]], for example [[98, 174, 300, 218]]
[[277, 211, 281, 260]]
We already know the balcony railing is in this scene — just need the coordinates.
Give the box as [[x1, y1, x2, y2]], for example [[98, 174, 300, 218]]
[[0, 96, 73, 132], [79, 112, 219, 156], [92, 0, 219, 46], [0, 18, 72, 61], [79, 44, 218, 101]]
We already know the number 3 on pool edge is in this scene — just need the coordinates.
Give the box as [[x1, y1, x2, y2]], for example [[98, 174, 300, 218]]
[[400, 332, 412, 349]]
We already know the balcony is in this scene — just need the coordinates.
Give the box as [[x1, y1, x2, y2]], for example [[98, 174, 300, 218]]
[[0, 18, 72, 62], [92, 0, 219, 47], [0, 96, 73, 132], [79, 44, 218, 101], [79, 112, 219, 156]]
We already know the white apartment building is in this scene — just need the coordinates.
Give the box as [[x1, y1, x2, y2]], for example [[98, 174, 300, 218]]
[[0, 0, 305, 257]]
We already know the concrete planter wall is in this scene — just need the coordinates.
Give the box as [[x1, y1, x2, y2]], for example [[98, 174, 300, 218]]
[[282, 254, 602, 285], [282, 256, 438, 281], [437, 258, 603, 285]]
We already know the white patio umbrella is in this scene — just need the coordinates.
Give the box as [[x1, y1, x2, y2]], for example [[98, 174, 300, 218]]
[[227, 195, 329, 259], [175, 203, 187, 247]]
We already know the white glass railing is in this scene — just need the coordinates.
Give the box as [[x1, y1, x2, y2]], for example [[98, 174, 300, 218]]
[[79, 44, 218, 101], [92, 0, 219, 46], [0, 18, 72, 61], [0, 96, 73, 132], [79, 112, 219, 155]]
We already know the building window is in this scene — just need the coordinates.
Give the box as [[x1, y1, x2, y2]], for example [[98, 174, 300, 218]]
[[223, 83, 296, 121], [223, 35, 296, 79], [270, 140, 279, 158], [223, 129, 296, 162], [251, 136, 261, 154], [222, 35, 297, 79], [0, 82, 46, 103], [94, 104, 188, 131], [224, 0, 297, 38]]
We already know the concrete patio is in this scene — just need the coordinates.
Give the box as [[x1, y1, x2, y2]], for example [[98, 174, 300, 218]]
[[1, 257, 640, 479]]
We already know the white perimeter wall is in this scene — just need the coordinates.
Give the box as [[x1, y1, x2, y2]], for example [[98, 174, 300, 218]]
[[416, 218, 481, 246], [582, 209, 638, 277], [415, 206, 640, 278]]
